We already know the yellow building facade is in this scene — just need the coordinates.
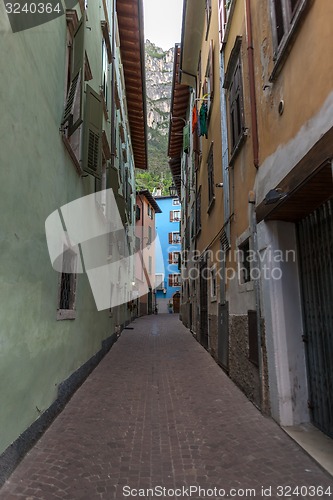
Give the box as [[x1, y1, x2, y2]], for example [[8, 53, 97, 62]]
[[173, 0, 333, 437]]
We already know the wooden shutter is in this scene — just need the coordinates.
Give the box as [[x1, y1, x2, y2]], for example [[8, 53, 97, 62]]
[[62, 15, 85, 135], [168, 252, 172, 264], [109, 164, 120, 193], [168, 233, 172, 244], [183, 124, 190, 153], [168, 275, 173, 287], [170, 211, 174, 222], [109, 165, 127, 225], [209, 40, 214, 101], [82, 85, 103, 178], [72, 15, 85, 77], [197, 51, 202, 97]]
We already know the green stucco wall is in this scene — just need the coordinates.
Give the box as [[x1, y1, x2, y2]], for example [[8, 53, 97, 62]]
[[0, 3, 131, 454]]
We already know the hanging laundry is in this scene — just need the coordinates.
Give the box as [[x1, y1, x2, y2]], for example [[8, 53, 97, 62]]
[[192, 105, 198, 134], [199, 102, 208, 138]]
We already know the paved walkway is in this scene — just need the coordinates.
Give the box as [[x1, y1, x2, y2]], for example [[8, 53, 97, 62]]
[[0, 315, 332, 499]]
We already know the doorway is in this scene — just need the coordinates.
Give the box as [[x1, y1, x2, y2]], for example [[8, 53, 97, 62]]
[[173, 292, 180, 313], [297, 198, 333, 437]]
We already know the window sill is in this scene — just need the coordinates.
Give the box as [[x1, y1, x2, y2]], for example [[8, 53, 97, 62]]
[[57, 309, 76, 321], [229, 131, 247, 166]]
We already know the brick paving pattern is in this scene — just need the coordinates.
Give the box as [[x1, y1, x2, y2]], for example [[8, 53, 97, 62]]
[[0, 314, 332, 499]]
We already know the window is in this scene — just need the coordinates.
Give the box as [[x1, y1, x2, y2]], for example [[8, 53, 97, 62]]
[[82, 85, 103, 178], [61, 13, 102, 179], [95, 161, 107, 212], [57, 249, 77, 320], [207, 143, 215, 208], [169, 274, 181, 287], [229, 54, 244, 153], [148, 226, 152, 245], [193, 124, 202, 171], [197, 51, 202, 98], [191, 203, 195, 240], [101, 39, 109, 114], [62, 14, 84, 156], [196, 187, 201, 235], [183, 124, 190, 153], [168, 252, 181, 265], [168, 232, 181, 245], [172, 198, 180, 206], [155, 274, 164, 290], [136, 205, 141, 221], [203, 40, 214, 117], [170, 210, 181, 222], [238, 239, 251, 284], [218, 0, 234, 48], [147, 204, 153, 219], [185, 217, 190, 252], [210, 265, 217, 300], [270, 0, 308, 61], [148, 256, 152, 275], [205, 0, 212, 39]]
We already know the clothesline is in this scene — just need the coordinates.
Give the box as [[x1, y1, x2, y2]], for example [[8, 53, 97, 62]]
[[194, 93, 210, 102], [192, 98, 208, 138]]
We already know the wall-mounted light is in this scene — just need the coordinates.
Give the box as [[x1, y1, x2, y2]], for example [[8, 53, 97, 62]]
[[264, 188, 288, 205], [170, 175, 195, 195], [169, 184, 178, 197]]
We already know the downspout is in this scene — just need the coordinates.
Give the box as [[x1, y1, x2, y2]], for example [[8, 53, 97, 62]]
[[110, 0, 116, 174], [245, 0, 264, 411], [245, 0, 259, 169], [250, 196, 264, 411], [110, 0, 118, 329]]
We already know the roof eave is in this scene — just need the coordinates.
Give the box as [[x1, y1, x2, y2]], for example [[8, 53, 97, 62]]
[[180, 0, 205, 86], [117, 0, 148, 170]]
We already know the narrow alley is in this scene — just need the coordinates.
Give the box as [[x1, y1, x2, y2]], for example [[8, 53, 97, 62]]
[[0, 315, 332, 500]]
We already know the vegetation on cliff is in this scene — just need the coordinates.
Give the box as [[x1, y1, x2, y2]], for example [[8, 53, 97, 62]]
[[136, 41, 174, 196]]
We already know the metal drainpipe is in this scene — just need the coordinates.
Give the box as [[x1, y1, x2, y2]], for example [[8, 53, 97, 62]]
[[245, 0, 259, 169], [250, 198, 264, 410], [110, 0, 116, 174], [109, 0, 117, 326], [246, 0, 264, 409]]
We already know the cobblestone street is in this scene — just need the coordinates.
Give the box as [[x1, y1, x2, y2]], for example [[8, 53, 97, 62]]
[[0, 315, 332, 499]]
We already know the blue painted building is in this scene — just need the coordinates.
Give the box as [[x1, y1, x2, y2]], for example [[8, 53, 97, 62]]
[[154, 195, 181, 313]]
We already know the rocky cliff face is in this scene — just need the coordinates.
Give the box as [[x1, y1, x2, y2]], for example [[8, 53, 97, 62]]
[[145, 40, 174, 137], [135, 41, 174, 194]]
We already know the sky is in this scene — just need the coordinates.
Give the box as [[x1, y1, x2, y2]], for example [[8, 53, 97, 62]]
[[143, 0, 183, 51]]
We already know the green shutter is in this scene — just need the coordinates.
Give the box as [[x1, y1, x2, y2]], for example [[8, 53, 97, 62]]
[[61, 15, 85, 135], [183, 123, 190, 153], [108, 165, 127, 225], [116, 194, 127, 225], [72, 15, 85, 78], [82, 85, 103, 179], [209, 39, 214, 100]]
